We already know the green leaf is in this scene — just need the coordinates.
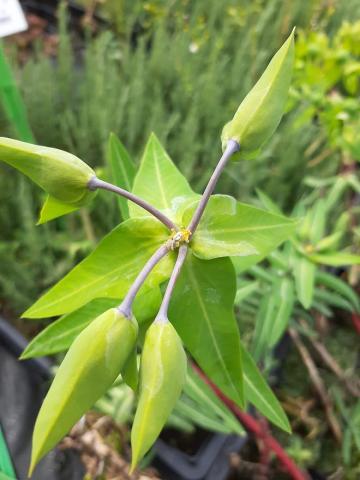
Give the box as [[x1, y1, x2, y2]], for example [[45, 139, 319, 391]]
[[29, 309, 138, 475], [23, 217, 173, 319], [241, 343, 291, 432], [315, 270, 360, 313], [183, 195, 296, 261], [252, 293, 277, 360], [235, 281, 259, 305], [309, 199, 326, 244], [21, 288, 161, 359], [37, 195, 78, 224], [294, 254, 316, 309], [169, 253, 244, 408], [185, 367, 245, 435], [221, 29, 295, 157], [0, 426, 15, 479], [309, 252, 360, 266], [255, 188, 283, 215], [107, 133, 136, 220], [129, 133, 197, 222], [0, 137, 96, 206], [269, 277, 294, 347]]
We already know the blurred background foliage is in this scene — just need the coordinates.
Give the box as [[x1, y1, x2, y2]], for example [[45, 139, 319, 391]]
[[0, 1, 359, 477]]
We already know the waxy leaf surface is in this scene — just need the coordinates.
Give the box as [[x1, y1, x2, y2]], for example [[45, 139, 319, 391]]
[[37, 195, 79, 224], [129, 133, 197, 222], [30, 309, 138, 475], [169, 253, 244, 408], [242, 344, 291, 432], [108, 133, 136, 220], [23, 218, 173, 318], [131, 321, 187, 469], [221, 29, 294, 157], [183, 196, 296, 261]]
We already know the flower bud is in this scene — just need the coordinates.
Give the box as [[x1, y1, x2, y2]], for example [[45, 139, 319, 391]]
[[221, 29, 295, 158], [29, 308, 138, 475], [131, 320, 187, 470], [0, 137, 95, 205]]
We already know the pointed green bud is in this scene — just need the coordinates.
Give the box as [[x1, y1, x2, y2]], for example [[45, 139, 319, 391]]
[[221, 29, 295, 158], [131, 320, 187, 471], [0, 137, 96, 206], [29, 308, 138, 476]]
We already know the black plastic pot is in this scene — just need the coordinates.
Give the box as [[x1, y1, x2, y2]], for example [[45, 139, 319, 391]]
[[154, 433, 246, 480], [0, 317, 84, 480]]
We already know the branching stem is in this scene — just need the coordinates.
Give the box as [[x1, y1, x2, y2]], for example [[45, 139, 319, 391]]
[[187, 140, 240, 234], [117, 244, 170, 319], [88, 177, 177, 231], [156, 245, 188, 322]]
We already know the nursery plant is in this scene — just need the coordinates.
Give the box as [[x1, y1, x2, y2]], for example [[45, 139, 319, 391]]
[[0, 31, 297, 474]]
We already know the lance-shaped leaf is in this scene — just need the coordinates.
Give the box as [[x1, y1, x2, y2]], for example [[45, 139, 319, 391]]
[[23, 218, 173, 319], [294, 254, 316, 309], [221, 29, 295, 157], [131, 321, 187, 470], [107, 133, 136, 220], [309, 251, 360, 266], [29, 308, 138, 475], [129, 133, 198, 222], [21, 288, 162, 359], [0, 138, 96, 208], [169, 253, 244, 408], [242, 343, 291, 432], [183, 196, 296, 261]]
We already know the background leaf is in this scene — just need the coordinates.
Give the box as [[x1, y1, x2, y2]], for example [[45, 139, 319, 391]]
[[23, 218, 172, 318], [107, 133, 136, 220], [241, 343, 291, 432], [169, 253, 244, 408], [294, 254, 316, 309]]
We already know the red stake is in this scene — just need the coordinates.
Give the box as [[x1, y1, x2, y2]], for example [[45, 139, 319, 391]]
[[191, 363, 309, 480]]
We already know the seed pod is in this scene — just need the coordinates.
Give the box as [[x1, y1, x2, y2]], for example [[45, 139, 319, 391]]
[[221, 29, 295, 158], [29, 308, 138, 475], [0, 137, 95, 205], [131, 320, 187, 470]]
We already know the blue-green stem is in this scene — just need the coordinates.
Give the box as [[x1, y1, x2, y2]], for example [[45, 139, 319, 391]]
[[187, 140, 240, 234], [156, 245, 188, 323], [118, 244, 170, 319], [88, 176, 177, 231]]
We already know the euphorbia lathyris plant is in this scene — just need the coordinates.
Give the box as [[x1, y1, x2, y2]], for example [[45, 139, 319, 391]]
[[1, 31, 296, 475]]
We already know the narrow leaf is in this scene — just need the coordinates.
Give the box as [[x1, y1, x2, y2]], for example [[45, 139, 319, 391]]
[[107, 133, 136, 220], [242, 344, 291, 432], [315, 270, 360, 313], [169, 253, 245, 408], [309, 252, 360, 266], [294, 254, 316, 309]]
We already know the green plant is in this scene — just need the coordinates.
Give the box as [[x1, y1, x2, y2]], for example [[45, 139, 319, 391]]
[[1, 33, 299, 475]]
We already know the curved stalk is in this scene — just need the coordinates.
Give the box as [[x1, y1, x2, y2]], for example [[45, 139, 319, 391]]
[[118, 244, 170, 318], [88, 177, 177, 231], [187, 140, 240, 234], [156, 245, 188, 323]]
